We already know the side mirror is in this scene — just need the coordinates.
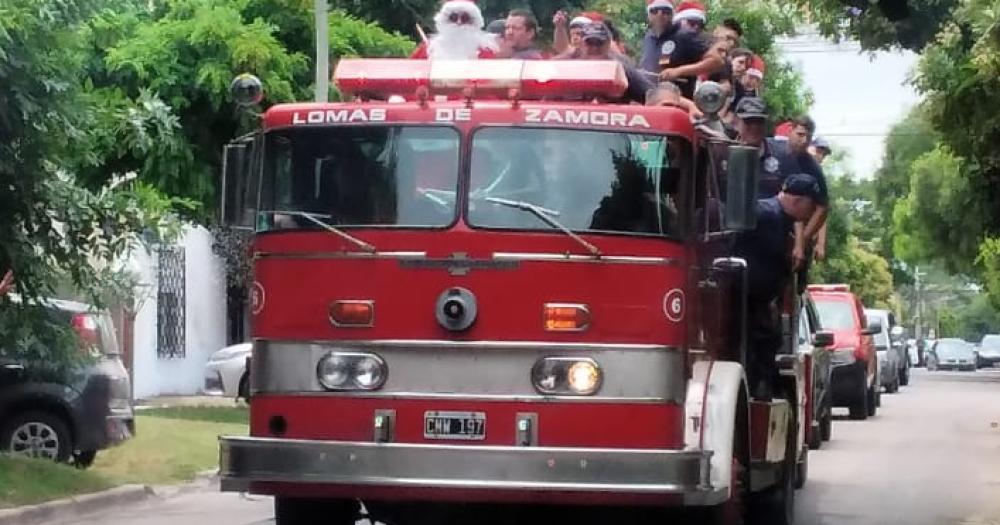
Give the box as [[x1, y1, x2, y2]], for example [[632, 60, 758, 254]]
[[724, 145, 759, 231], [862, 318, 883, 336], [220, 142, 249, 226], [813, 331, 835, 348]]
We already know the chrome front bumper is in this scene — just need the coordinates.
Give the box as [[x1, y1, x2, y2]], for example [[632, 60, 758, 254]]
[[219, 436, 723, 505]]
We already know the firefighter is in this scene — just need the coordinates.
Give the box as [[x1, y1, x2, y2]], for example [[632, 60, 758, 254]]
[[555, 23, 654, 104], [735, 173, 821, 400], [732, 97, 784, 194]]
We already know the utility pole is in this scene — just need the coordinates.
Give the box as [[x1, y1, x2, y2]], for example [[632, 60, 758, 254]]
[[914, 266, 925, 340], [314, 0, 329, 102]]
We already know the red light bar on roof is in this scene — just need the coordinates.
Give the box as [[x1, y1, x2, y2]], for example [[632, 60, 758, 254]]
[[333, 59, 628, 100], [807, 284, 851, 292]]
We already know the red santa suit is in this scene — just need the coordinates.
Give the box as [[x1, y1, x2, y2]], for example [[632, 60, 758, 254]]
[[410, 0, 499, 59]]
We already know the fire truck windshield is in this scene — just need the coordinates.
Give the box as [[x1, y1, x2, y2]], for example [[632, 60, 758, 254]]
[[259, 126, 460, 231], [468, 128, 686, 238]]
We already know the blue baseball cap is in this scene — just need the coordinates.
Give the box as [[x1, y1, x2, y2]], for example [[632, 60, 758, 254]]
[[782, 173, 821, 200], [811, 136, 832, 153], [581, 22, 611, 43]]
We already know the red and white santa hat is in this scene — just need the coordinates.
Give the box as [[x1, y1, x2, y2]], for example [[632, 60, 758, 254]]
[[646, 0, 674, 14], [673, 1, 706, 23], [436, 0, 485, 29], [774, 121, 793, 140], [747, 54, 766, 79]]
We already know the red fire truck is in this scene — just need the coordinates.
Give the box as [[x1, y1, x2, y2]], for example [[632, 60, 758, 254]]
[[217, 59, 806, 525]]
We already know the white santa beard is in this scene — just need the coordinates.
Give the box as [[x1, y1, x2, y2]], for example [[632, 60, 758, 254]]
[[428, 24, 497, 59]]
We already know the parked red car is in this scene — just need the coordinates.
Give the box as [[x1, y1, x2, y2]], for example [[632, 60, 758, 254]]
[[807, 284, 880, 420]]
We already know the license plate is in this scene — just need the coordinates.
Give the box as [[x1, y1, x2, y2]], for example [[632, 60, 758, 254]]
[[423, 411, 486, 440]]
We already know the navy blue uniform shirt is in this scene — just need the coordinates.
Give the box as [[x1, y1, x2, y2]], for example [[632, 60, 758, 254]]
[[639, 26, 677, 74], [660, 29, 710, 99], [764, 138, 830, 206], [734, 197, 795, 301]]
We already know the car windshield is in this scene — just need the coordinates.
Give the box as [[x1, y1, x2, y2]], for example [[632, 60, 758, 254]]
[[936, 340, 971, 356], [814, 300, 857, 330], [467, 128, 687, 238], [259, 126, 460, 231], [980, 335, 1000, 351]]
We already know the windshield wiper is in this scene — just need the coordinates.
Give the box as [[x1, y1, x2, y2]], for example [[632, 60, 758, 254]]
[[485, 197, 601, 258], [269, 210, 376, 253]]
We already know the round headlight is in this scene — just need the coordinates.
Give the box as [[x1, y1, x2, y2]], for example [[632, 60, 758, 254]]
[[317, 353, 351, 389], [694, 81, 726, 116], [353, 355, 387, 389], [567, 360, 601, 395]]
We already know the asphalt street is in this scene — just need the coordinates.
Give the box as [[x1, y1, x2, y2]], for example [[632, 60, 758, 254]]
[[51, 368, 1000, 525]]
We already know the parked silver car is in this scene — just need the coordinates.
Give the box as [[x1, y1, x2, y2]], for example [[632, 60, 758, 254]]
[[927, 338, 977, 371], [864, 308, 907, 393]]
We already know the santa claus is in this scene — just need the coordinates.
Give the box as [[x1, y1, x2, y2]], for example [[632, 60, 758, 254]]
[[411, 0, 499, 60]]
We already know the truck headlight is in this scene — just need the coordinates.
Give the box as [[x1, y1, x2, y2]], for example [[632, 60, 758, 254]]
[[317, 352, 387, 391], [531, 357, 602, 396]]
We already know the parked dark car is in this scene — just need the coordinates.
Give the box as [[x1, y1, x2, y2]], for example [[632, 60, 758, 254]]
[[798, 296, 833, 450], [977, 334, 1000, 368], [0, 298, 134, 467]]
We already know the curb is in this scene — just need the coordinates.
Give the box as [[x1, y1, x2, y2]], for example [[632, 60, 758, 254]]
[[0, 485, 154, 525], [0, 470, 219, 525]]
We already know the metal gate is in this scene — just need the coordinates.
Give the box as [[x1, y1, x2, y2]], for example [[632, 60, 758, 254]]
[[157, 246, 186, 359]]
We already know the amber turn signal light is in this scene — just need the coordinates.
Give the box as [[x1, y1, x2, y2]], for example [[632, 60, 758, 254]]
[[330, 300, 374, 327], [543, 303, 591, 332]]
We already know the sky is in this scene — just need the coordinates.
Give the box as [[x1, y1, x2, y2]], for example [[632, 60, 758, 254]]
[[776, 33, 921, 179]]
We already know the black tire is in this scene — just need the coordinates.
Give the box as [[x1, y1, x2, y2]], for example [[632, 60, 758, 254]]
[[74, 450, 97, 469], [807, 419, 822, 450], [848, 383, 868, 420], [274, 497, 359, 525], [0, 410, 73, 463], [237, 373, 250, 401], [794, 445, 808, 490], [886, 374, 899, 394], [867, 383, 878, 416], [820, 407, 832, 442]]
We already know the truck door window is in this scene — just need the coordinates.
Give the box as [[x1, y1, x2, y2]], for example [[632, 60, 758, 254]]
[[813, 300, 857, 330], [259, 126, 460, 231], [468, 127, 688, 238]]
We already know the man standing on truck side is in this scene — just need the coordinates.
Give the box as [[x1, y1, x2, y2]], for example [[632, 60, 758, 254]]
[[735, 174, 822, 400], [766, 116, 830, 276], [732, 97, 784, 194]]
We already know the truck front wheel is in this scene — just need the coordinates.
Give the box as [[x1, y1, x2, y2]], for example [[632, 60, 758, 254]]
[[274, 497, 359, 525]]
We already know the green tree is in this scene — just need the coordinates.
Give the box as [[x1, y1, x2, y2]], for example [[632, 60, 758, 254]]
[[1, 0, 181, 373], [791, 0, 958, 51], [872, 107, 937, 258], [891, 146, 986, 274]]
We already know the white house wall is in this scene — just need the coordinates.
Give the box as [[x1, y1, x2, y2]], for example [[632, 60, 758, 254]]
[[131, 225, 226, 399]]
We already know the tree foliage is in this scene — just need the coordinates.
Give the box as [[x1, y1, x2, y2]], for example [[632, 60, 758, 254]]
[[0, 0, 183, 372], [791, 0, 958, 51]]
